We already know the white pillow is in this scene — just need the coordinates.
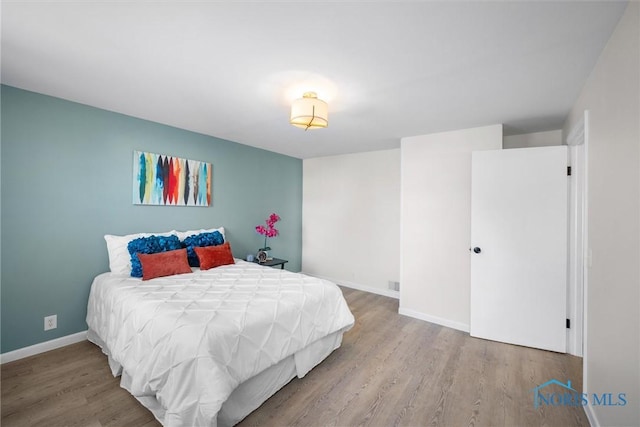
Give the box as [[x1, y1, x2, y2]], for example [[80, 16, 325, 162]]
[[104, 230, 177, 275], [174, 227, 225, 242]]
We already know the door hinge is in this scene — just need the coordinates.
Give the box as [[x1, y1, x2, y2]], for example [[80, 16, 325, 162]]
[[566, 318, 571, 329], [567, 166, 572, 176]]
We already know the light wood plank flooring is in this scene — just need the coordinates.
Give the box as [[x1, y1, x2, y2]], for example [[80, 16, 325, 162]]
[[2, 287, 588, 426]]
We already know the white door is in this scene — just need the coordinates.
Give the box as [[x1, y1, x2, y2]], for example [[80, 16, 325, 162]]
[[470, 146, 568, 353]]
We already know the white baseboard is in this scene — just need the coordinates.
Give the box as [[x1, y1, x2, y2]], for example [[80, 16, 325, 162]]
[[301, 272, 399, 299], [398, 307, 470, 333], [1, 331, 87, 364], [584, 399, 599, 427]]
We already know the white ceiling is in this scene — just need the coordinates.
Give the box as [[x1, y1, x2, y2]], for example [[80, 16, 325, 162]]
[[1, 1, 627, 159]]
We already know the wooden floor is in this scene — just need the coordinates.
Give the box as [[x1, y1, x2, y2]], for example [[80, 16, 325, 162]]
[[1, 288, 588, 427]]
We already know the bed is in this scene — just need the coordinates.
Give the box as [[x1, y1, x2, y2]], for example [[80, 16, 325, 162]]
[[86, 258, 355, 427]]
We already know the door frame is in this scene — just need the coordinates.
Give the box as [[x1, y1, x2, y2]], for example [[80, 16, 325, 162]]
[[566, 110, 589, 357]]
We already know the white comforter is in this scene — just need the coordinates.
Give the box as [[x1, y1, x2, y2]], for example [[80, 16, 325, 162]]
[[86, 260, 354, 426]]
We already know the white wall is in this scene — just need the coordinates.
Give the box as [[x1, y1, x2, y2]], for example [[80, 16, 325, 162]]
[[503, 129, 562, 149], [400, 125, 503, 331], [302, 149, 400, 297], [563, 3, 639, 426]]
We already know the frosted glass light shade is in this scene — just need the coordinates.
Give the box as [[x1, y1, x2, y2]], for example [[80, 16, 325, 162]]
[[290, 92, 328, 130]]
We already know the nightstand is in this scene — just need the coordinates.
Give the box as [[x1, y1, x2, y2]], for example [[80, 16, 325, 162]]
[[253, 258, 288, 269]]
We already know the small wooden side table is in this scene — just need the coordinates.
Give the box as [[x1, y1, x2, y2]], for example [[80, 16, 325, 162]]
[[253, 258, 288, 269]]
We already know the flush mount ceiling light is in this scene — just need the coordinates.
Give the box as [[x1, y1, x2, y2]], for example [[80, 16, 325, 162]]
[[289, 92, 328, 130]]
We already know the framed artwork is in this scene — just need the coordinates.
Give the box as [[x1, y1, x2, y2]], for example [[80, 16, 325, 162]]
[[133, 150, 212, 206]]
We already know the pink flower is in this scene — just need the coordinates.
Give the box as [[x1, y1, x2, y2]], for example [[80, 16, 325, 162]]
[[268, 213, 280, 225], [256, 213, 281, 250]]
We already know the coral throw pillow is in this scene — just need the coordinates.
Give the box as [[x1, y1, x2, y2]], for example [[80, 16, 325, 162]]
[[138, 248, 192, 281], [194, 242, 235, 270], [127, 234, 182, 277], [182, 231, 225, 267]]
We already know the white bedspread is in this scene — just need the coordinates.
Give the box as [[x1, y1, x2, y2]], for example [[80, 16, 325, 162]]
[[86, 260, 354, 426]]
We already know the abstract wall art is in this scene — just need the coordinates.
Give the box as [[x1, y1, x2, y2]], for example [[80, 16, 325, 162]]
[[133, 151, 212, 206]]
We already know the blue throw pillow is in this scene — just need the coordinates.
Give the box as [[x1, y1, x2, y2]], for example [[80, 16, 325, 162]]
[[182, 231, 224, 266], [128, 235, 182, 277]]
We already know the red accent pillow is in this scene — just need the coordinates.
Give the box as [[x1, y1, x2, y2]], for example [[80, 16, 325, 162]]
[[138, 248, 192, 281], [194, 242, 235, 270]]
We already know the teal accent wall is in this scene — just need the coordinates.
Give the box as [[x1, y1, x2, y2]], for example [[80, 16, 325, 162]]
[[0, 85, 302, 353]]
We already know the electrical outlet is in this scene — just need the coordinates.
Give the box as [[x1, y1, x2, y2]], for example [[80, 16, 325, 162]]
[[388, 281, 400, 291], [44, 315, 57, 331]]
